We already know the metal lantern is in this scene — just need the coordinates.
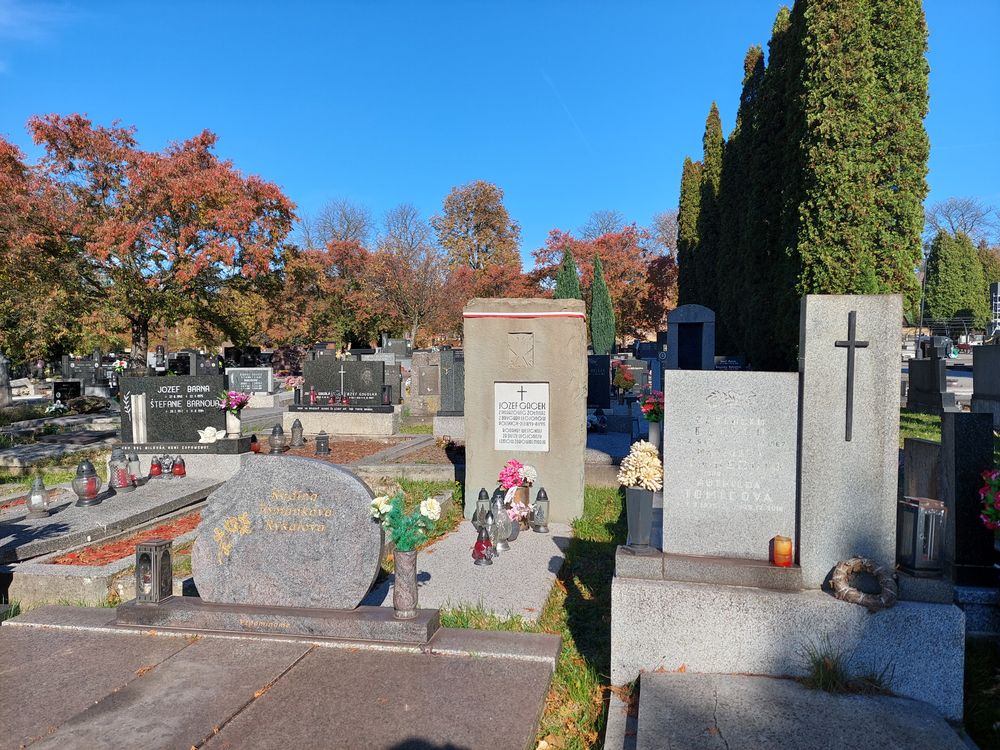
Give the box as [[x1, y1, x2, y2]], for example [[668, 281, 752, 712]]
[[473, 488, 491, 531], [127, 451, 142, 485], [290, 418, 305, 448], [26, 476, 49, 518], [897, 496, 946, 576], [315, 430, 330, 456], [490, 487, 512, 552], [72, 459, 101, 506], [108, 446, 134, 493], [268, 424, 288, 453], [171, 455, 186, 478], [135, 538, 173, 604], [531, 487, 550, 533]]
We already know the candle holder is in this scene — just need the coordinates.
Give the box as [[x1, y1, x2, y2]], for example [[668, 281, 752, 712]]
[[472, 524, 493, 565], [290, 418, 305, 448], [771, 535, 794, 567], [26, 476, 49, 518], [896, 496, 946, 576], [268, 424, 288, 453], [127, 451, 142, 486], [135, 539, 173, 604], [160, 455, 175, 479], [148, 455, 163, 480], [490, 487, 512, 552], [108, 446, 134, 493], [72, 459, 102, 506], [314, 430, 330, 456], [531, 488, 550, 533], [171, 455, 186, 478], [472, 488, 491, 531]]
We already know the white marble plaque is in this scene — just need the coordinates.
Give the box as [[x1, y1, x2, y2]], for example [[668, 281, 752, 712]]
[[494, 382, 549, 452]]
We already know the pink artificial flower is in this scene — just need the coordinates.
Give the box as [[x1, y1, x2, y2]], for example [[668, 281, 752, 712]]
[[993, 490, 1000, 502], [981, 485, 991, 498]]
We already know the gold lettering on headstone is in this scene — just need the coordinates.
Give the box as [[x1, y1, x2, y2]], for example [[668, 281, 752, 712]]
[[213, 512, 252, 563]]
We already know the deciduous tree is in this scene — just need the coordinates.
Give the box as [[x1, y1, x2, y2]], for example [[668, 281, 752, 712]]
[[431, 180, 521, 271]]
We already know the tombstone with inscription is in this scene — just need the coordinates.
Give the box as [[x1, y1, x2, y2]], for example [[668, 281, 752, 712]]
[[116, 456, 439, 644], [433, 349, 465, 438], [463, 298, 586, 522], [623, 358, 649, 395], [587, 355, 611, 410], [52, 380, 83, 405], [665, 304, 716, 371], [226, 367, 274, 395], [284, 358, 399, 436], [408, 350, 441, 416], [385, 338, 412, 358]]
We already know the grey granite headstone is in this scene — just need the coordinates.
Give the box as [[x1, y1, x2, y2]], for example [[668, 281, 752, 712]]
[[798, 295, 901, 588], [0, 350, 10, 407], [665, 305, 716, 371], [302, 359, 385, 405], [661, 370, 798, 559], [906, 349, 957, 414], [226, 367, 274, 394], [385, 364, 402, 405], [971, 345, 1000, 429], [438, 349, 464, 415], [385, 338, 412, 358], [191, 456, 382, 609], [623, 358, 649, 394], [119, 375, 226, 443]]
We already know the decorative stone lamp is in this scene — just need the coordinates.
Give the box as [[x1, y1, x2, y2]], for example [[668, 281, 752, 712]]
[[315, 430, 330, 456], [72, 459, 101, 506], [896, 496, 946, 576], [108, 446, 134, 493], [26, 476, 49, 518], [268, 424, 288, 454], [290, 418, 305, 448], [135, 539, 174, 604], [472, 488, 491, 531], [531, 487, 550, 534]]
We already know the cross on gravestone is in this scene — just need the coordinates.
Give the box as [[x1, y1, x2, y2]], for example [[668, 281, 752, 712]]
[[834, 310, 869, 442], [338, 365, 346, 394], [517, 385, 528, 400]]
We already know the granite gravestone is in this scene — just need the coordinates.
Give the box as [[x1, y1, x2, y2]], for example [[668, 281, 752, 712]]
[[666, 304, 716, 371], [661, 371, 798, 559], [190, 457, 382, 609], [463, 298, 586, 522], [587, 355, 611, 409], [408, 350, 441, 415], [385, 363, 402, 405], [798, 295, 901, 589], [385, 338, 412, 358], [623, 359, 649, 395], [971, 345, 1000, 429], [119, 375, 227, 444], [52, 380, 83, 404], [226, 367, 274, 395], [906, 345, 957, 414], [0, 350, 10, 408], [438, 349, 465, 416], [301, 359, 386, 406]]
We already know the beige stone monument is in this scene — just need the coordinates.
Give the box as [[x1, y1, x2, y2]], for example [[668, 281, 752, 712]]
[[463, 298, 586, 522]]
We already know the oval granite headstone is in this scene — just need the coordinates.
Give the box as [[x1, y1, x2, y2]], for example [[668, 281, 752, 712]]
[[191, 456, 382, 609]]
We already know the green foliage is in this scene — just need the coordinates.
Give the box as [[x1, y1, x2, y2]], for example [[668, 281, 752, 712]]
[[589, 255, 616, 354], [695, 103, 725, 317], [371, 491, 438, 552], [553, 248, 582, 300], [925, 231, 990, 325], [800, 635, 894, 695], [979, 247, 1000, 285], [899, 408, 940, 447], [676, 157, 703, 306]]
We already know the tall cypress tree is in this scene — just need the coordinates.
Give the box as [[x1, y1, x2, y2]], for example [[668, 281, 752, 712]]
[[925, 231, 990, 326], [676, 157, 703, 306], [553, 247, 582, 299], [590, 255, 616, 355], [696, 104, 724, 314]]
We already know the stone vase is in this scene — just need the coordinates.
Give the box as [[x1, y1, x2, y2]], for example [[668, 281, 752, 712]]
[[393, 549, 418, 620], [647, 421, 661, 452], [625, 487, 654, 552], [225, 411, 242, 438]]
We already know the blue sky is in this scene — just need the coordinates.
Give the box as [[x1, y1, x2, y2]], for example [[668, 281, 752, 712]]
[[1, 1, 997, 265]]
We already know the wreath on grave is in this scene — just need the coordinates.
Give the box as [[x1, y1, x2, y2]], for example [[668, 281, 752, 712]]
[[830, 556, 898, 613]]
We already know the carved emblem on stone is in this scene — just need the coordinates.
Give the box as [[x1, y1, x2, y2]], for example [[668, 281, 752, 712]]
[[361, 369, 373, 386], [508, 333, 534, 369]]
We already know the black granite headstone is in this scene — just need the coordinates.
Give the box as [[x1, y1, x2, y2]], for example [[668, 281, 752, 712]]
[[385, 338, 412, 358], [438, 349, 465, 416], [119, 375, 226, 443], [587, 355, 611, 409], [226, 367, 274, 394], [301, 359, 385, 406], [52, 380, 82, 404], [624, 358, 649, 394], [906, 350, 957, 415]]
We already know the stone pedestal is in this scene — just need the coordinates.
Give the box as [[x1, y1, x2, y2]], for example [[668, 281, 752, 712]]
[[432, 415, 465, 440], [282, 407, 400, 437]]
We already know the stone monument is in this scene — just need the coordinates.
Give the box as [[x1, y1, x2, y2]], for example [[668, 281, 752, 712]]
[[462, 298, 586, 522], [0, 350, 12, 408], [433, 348, 465, 439], [665, 304, 715, 371]]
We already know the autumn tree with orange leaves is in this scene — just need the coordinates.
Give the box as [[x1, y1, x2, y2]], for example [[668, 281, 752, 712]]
[[2, 114, 295, 365]]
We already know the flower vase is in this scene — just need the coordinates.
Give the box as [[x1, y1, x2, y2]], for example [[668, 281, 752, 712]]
[[393, 549, 419, 619], [648, 421, 661, 452], [625, 487, 656, 555], [225, 411, 242, 438]]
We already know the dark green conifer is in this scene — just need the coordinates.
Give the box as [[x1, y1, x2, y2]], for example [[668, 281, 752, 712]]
[[589, 255, 616, 355], [553, 248, 582, 300]]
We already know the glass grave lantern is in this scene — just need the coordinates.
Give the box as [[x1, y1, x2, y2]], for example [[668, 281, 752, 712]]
[[148, 455, 163, 479], [127, 451, 142, 486], [472, 488, 491, 531], [108, 446, 134, 493], [896, 496, 946, 576], [290, 418, 305, 448], [171, 455, 186, 478], [381, 384, 393, 406], [490, 487, 512, 552], [26, 476, 49, 518], [531, 487, 550, 533], [135, 539, 174, 604], [72, 459, 101, 506], [314, 430, 330, 456], [268, 424, 288, 453]]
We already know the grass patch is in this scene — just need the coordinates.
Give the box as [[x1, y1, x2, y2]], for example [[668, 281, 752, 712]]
[[899, 409, 940, 447], [400, 422, 433, 435], [965, 638, 1000, 749], [0, 404, 47, 427], [442, 485, 625, 750], [0, 448, 111, 490], [377, 479, 463, 577], [799, 636, 893, 695]]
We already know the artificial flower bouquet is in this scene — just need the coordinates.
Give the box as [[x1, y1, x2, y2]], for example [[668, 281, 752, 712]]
[[639, 389, 664, 423], [617, 440, 663, 491], [612, 362, 635, 391], [218, 390, 251, 415], [979, 469, 1000, 530], [112, 358, 129, 374], [498, 459, 537, 490], [370, 492, 441, 552]]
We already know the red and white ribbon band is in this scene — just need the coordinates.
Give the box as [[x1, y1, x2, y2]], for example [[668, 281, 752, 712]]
[[463, 311, 586, 319]]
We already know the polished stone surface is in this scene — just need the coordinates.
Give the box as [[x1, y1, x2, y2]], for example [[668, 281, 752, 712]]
[[119, 374, 227, 443], [191, 456, 382, 609]]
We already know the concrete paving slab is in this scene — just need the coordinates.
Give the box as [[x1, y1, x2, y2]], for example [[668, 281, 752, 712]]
[[29, 636, 311, 750], [0, 625, 191, 750], [636, 673, 966, 750], [430, 626, 561, 667], [363, 520, 571, 621], [202, 647, 553, 750]]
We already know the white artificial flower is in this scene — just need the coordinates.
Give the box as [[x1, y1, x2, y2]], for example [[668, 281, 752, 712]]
[[419, 497, 442, 521], [370, 495, 392, 518], [519, 464, 538, 484]]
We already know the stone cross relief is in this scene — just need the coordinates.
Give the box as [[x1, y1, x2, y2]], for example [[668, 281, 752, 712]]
[[834, 310, 869, 442], [508, 333, 534, 369]]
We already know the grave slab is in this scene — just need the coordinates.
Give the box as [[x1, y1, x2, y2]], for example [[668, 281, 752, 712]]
[[0, 477, 219, 563], [282, 408, 400, 436], [634, 673, 965, 750]]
